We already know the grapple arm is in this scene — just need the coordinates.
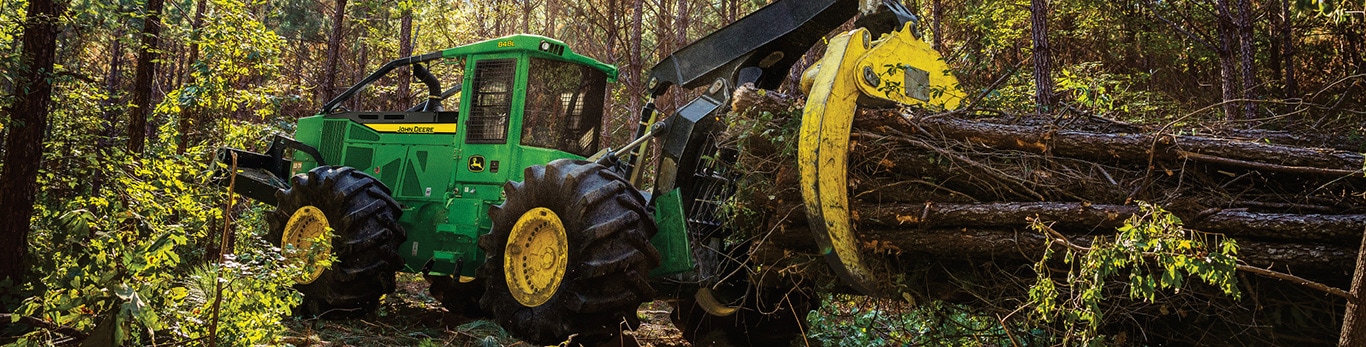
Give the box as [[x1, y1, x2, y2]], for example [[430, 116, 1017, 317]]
[[798, 21, 964, 295]]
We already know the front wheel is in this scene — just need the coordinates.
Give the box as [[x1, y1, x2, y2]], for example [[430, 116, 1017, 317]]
[[479, 159, 660, 345], [267, 166, 406, 318]]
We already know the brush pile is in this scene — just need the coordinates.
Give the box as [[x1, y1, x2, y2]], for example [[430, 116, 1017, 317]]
[[717, 84, 1366, 342]]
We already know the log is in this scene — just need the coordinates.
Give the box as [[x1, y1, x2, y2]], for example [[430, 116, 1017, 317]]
[[759, 224, 1357, 274], [902, 115, 1366, 177], [854, 202, 1366, 241], [762, 200, 1366, 242]]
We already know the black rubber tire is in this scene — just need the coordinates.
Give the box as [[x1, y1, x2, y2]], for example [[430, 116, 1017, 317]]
[[267, 166, 406, 318], [671, 287, 817, 347], [479, 159, 660, 345]]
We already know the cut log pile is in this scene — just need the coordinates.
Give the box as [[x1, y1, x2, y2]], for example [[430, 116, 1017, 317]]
[[721, 85, 1366, 288]]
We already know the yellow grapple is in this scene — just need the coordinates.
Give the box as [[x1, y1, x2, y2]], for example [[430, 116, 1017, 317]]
[[798, 23, 964, 295]]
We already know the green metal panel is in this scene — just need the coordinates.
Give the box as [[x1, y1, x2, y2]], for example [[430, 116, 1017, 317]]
[[650, 189, 694, 276]]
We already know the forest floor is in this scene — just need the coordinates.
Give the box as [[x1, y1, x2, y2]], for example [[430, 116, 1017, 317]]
[[278, 273, 689, 347]]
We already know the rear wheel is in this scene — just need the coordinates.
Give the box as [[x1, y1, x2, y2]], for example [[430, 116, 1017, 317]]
[[479, 159, 660, 345], [267, 166, 406, 318]]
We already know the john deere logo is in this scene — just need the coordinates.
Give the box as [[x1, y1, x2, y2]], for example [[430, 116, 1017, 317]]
[[468, 155, 486, 172], [396, 125, 435, 134]]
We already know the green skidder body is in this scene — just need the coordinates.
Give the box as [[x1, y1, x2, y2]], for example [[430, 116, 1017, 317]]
[[220, 34, 696, 325], [288, 34, 626, 277]]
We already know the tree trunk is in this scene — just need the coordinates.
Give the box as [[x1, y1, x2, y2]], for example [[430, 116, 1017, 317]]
[[521, 0, 531, 34], [1280, 0, 1296, 98], [1341, 227, 1366, 346], [932, 0, 944, 52], [1235, 0, 1257, 119], [675, 0, 688, 45], [545, 0, 557, 37], [1029, 0, 1054, 114], [1214, 0, 1238, 119], [627, 0, 643, 119], [0, 0, 61, 297], [177, 0, 206, 155], [321, 0, 348, 104], [395, 7, 412, 109], [127, 0, 165, 155]]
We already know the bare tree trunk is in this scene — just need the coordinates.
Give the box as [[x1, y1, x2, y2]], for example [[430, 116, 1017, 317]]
[[0, 0, 61, 298], [1280, 0, 1297, 98], [627, 0, 643, 117], [1340, 227, 1366, 346], [1235, 0, 1257, 119], [178, 0, 206, 154], [396, 7, 412, 110], [675, 0, 688, 44], [545, 0, 557, 37], [1029, 0, 1054, 114], [128, 0, 165, 154], [1215, 0, 1238, 119], [521, 0, 531, 34], [932, 0, 944, 52], [321, 0, 348, 105]]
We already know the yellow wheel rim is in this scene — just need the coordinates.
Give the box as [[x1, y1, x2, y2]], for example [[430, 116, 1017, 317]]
[[282, 205, 331, 284], [504, 207, 569, 307]]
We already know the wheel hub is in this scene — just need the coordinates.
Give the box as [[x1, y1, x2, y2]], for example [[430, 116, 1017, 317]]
[[504, 207, 568, 307], [282, 205, 331, 284]]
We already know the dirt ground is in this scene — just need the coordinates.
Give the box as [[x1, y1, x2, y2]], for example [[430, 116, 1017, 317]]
[[279, 273, 689, 347]]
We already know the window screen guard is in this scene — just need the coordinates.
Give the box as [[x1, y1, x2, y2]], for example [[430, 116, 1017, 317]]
[[521, 58, 607, 156]]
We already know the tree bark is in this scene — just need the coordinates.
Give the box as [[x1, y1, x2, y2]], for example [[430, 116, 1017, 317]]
[[1340, 227, 1366, 346], [1029, 0, 1054, 113], [321, 0, 348, 105], [395, 7, 412, 109], [932, 0, 944, 52], [627, 0, 644, 122], [900, 116, 1366, 174], [0, 0, 61, 297], [764, 224, 1357, 273], [846, 202, 1366, 241], [1214, 0, 1238, 119], [545, 0, 557, 37], [1234, 0, 1257, 119], [127, 0, 165, 154], [1279, 0, 1296, 98]]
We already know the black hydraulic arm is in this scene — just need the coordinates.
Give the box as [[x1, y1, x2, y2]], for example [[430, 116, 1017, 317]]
[[644, 0, 858, 95], [628, 0, 862, 187]]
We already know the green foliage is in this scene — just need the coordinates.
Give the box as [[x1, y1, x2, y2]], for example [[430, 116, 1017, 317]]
[[1055, 62, 1168, 118], [807, 294, 1041, 346], [164, 0, 286, 120], [1026, 202, 1241, 345], [12, 139, 309, 345]]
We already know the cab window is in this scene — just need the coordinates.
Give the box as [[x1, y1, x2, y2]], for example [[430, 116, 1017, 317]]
[[521, 58, 607, 156]]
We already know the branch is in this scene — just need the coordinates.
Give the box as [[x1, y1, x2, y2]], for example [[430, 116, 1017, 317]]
[[1176, 150, 1364, 177], [1034, 222, 1352, 301], [0, 313, 90, 340]]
